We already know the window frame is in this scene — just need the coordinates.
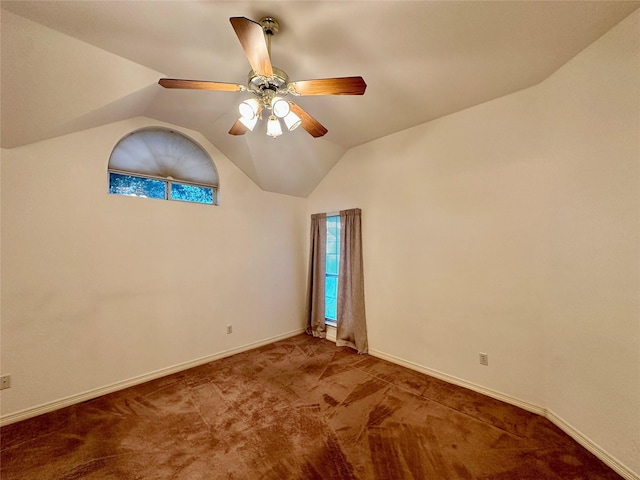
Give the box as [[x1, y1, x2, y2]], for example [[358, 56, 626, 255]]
[[108, 169, 217, 205], [325, 214, 340, 326]]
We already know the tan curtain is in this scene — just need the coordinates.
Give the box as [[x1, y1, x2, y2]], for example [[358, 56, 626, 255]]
[[305, 213, 327, 338], [336, 209, 368, 353]]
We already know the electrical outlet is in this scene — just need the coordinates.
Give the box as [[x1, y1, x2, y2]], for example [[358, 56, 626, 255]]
[[0, 375, 11, 390], [226, 325, 232, 334], [479, 353, 489, 366]]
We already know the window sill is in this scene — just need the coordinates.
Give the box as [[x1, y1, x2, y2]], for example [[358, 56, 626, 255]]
[[325, 319, 337, 328]]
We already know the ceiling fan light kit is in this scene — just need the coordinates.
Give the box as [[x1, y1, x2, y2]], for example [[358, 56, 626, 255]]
[[239, 115, 258, 132], [239, 98, 260, 120], [158, 16, 366, 139], [266, 115, 283, 138], [271, 97, 290, 118], [284, 109, 302, 131]]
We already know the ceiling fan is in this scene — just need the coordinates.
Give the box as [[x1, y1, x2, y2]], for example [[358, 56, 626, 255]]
[[158, 16, 366, 139]]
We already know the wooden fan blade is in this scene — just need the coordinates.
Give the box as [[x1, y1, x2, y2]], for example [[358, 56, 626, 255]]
[[158, 78, 244, 92], [289, 103, 328, 138], [228, 119, 248, 136], [230, 17, 273, 77], [290, 77, 367, 96]]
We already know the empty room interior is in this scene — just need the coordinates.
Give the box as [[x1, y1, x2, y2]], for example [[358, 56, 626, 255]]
[[1, 1, 639, 479]]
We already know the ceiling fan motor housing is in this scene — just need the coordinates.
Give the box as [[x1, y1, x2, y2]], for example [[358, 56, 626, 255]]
[[248, 66, 291, 108]]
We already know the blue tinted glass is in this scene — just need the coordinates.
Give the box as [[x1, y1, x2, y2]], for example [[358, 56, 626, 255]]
[[327, 216, 340, 242], [326, 296, 337, 321], [109, 172, 166, 199], [170, 183, 213, 204], [325, 215, 341, 322], [326, 254, 339, 275], [325, 275, 338, 299]]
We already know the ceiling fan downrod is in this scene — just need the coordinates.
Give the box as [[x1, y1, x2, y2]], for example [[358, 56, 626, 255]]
[[259, 17, 279, 58], [246, 17, 291, 112]]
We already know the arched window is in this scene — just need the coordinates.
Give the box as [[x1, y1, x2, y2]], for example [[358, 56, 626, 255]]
[[108, 127, 219, 205]]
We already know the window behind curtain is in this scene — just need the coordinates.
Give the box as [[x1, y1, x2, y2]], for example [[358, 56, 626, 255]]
[[325, 215, 341, 324]]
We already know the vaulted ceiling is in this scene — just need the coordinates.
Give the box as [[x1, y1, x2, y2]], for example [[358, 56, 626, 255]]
[[2, 1, 638, 197]]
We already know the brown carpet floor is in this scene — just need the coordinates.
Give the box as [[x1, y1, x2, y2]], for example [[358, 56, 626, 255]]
[[0, 334, 622, 479]]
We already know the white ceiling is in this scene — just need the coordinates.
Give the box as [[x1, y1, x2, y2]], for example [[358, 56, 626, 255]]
[[2, 1, 638, 197]]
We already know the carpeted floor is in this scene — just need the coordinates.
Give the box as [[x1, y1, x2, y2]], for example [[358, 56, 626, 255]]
[[0, 334, 622, 479]]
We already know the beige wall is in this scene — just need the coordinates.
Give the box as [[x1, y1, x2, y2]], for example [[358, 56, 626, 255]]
[[308, 11, 639, 476], [539, 10, 639, 474], [0, 117, 307, 416]]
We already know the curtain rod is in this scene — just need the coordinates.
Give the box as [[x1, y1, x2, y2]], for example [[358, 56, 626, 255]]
[[312, 211, 340, 216], [313, 210, 351, 217]]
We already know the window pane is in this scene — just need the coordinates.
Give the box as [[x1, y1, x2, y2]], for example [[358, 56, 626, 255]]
[[170, 183, 214, 204], [326, 254, 339, 276], [325, 215, 341, 323], [325, 275, 338, 299], [109, 172, 166, 199], [327, 216, 340, 243], [326, 296, 337, 321]]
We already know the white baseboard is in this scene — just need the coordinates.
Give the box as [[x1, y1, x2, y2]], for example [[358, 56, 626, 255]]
[[368, 349, 544, 415], [545, 409, 639, 480], [0, 328, 305, 427], [368, 348, 639, 480]]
